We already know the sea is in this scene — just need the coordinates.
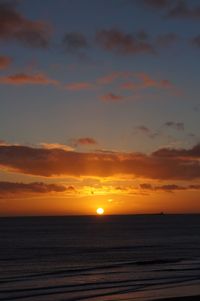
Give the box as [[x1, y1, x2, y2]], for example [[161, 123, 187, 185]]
[[0, 214, 200, 301]]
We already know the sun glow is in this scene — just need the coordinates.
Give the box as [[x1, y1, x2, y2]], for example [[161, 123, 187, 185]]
[[96, 207, 104, 215]]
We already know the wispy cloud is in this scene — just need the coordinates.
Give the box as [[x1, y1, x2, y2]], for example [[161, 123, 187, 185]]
[[0, 73, 59, 86], [121, 72, 175, 91], [164, 121, 184, 131], [96, 71, 131, 85], [65, 82, 94, 91], [100, 93, 124, 102], [96, 28, 155, 55], [71, 137, 98, 147]]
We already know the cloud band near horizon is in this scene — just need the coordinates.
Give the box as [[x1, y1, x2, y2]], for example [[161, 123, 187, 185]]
[[0, 143, 200, 180]]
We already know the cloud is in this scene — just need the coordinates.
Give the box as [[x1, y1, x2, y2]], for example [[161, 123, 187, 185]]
[[139, 0, 200, 20], [156, 33, 179, 47], [0, 73, 59, 86], [140, 183, 200, 192], [65, 82, 93, 91], [0, 181, 66, 196], [96, 71, 131, 85], [135, 126, 151, 134], [121, 73, 174, 91], [0, 143, 200, 180], [138, 0, 172, 9], [134, 125, 159, 139], [191, 35, 200, 48], [95, 28, 155, 55], [168, 1, 200, 19], [152, 143, 200, 158], [164, 121, 184, 131], [72, 137, 98, 147], [40, 143, 74, 152], [100, 93, 124, 102], [0, 1, 51, 48], [62, 32, 88, 53], [0, 55, 12, 69]]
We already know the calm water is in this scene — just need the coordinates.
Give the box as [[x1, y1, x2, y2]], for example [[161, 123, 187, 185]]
[[0, 215, 200, 300]]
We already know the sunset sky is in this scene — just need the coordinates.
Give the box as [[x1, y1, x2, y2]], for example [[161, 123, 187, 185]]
[[0, 0, 200, 216]]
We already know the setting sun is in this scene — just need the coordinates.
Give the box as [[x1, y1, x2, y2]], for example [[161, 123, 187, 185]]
[[96, 208, 104, 215]]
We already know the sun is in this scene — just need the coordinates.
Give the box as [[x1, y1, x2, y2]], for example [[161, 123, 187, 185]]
[[96, 207, 104, 215]]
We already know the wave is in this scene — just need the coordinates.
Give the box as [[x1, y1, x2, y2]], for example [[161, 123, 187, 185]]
[[0, 257, 187, 284]]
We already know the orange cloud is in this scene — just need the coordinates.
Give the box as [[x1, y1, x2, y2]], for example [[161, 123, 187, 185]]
[[65, 82, 93, 91], [0, 2, 52, 48], [121, 73, 174, 91], [0, 73, 59, 86], [0, 143, 200, 180], [0, 55, 12, 69], [96, 71, 131, 85]]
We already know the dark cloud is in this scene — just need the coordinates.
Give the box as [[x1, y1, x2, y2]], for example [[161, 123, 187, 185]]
[[95, 28, 155, 55], [138, 0, 200, 20], [0, 55, 12, 69], [164, 121, 184, 131], [72, 137, 98, 146], [138, 0, 172, 9], [61, 29, 179, 58], [0, 1, 51, 48], [140, 183, 200, 192], [0, 143, 200, 180], [152, 143, 200, 158], [135, 125, 151, 134], [168, 1, 200, 19], [191, 35, 200, 47], [135, 125, 159, 139], [62, 32, 88, 53], [0, 181, 66, 196]]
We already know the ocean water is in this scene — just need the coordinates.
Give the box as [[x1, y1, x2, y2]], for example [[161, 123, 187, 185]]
[[0, 215, 200, 301]]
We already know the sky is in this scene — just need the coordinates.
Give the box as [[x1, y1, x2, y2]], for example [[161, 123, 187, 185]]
[[0, 0, 200, 216]]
